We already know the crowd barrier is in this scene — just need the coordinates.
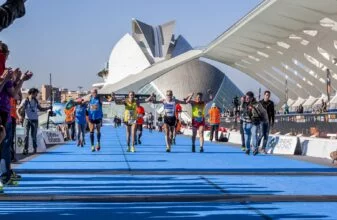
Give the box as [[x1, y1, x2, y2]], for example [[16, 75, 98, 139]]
[[182, 128, 335, 160], [15, 126, 64, 154]]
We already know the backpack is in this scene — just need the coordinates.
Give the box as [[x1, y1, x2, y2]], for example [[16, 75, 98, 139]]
[[251, 103, 263, 123], [18, 98, 30, 119]]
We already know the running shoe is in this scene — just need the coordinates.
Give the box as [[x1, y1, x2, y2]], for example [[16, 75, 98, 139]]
[[261, 148, 267, 154], [131, 146, 136, 153], [166, 147, 171, 153], [80, 140, 84, 147], [192, 145, 196, 153], [138, 140, 142, 145], [10, 170, 21, 181], [2, 175, 18, 186], [127, 146, 131, 152], [22, 149, 28, 155], [77, 141, 80, 147], [91, 146, 95, 152], [253, 149, 259, 156], [96, 143, 101, 151], [241, 146, 246, 151], [200, 147, 204, 153], [245, 149, 250, 155]]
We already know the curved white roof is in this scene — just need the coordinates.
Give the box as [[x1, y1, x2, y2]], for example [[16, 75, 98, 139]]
[[203, 0, 337, 104], [99, 0, 337, 106]]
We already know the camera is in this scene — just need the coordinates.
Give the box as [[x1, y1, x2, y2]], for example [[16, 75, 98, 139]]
[[48, 111, 56, 117], [232, 96, 239, 107]]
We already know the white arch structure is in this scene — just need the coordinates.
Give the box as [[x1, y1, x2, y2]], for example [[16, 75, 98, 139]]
[[99, 0, 337, 109]]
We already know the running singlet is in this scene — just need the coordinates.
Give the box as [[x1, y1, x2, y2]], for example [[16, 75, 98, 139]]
[[136, 105, 145, 125], [76, 104, 87, 125], [124, 100, 137, 124], [163, 100, 176, 117], [192, 102, 205, 122], [88, 97, 103, 120]]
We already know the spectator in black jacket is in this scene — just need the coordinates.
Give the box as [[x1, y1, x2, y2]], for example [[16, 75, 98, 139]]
[[0, 0, 26, 32], [258, 91, 275, 154]]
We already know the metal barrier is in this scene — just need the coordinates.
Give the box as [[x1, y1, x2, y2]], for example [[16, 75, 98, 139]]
[[220, 112, 337, 138]]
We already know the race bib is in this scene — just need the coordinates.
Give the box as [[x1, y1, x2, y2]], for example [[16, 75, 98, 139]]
[[126, 110, 135, 120], [128, 119, 137, 125], [194, 117, 203, 123], [90, 104, 98, 110]]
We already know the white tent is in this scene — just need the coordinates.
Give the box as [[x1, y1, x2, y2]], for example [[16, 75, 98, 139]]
[[291, 97, 306, 107], [313, 94, 327, 107], [302, 96, 319, 111], [328, 94, 337, 110]]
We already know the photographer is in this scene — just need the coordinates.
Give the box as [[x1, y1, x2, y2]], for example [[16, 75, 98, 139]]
[[0, 0, 26, 32], [18, 88, 51, 155]]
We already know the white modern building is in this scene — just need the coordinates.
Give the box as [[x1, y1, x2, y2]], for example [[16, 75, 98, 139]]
[[99, 0, 337, 114], [98, 19, 243, 120]]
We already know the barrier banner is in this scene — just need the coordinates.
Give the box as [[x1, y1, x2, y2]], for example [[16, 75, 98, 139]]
[[301, 138, 337, 159], [15, 129, 46, 153], [42, 130, 64, 145], [266, 135, 300, 155]]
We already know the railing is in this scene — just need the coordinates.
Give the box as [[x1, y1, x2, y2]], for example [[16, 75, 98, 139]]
[[220, 112, 337, 138]]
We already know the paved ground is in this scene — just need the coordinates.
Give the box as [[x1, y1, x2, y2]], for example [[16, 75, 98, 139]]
[[2, 125, 337, 219]]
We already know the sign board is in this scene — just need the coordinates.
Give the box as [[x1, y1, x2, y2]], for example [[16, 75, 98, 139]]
[[15, 129, 46, 153], [50, 103, 66, 124], [42, 130, 64, 145], [301, 138, 337, 159], [266, 135, 299, 155]]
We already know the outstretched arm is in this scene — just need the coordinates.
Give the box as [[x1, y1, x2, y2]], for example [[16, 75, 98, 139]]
[[144, 93, 163, 104], [185, 92, 194, 104], [0, 69, 11, 91], [0, 0, 26, 32], [110, 92, 125, 105]]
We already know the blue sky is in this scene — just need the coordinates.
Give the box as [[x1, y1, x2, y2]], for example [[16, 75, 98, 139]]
[[1, 0, 265, 95]]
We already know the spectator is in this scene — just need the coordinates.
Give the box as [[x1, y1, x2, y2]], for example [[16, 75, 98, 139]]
[[241, 91, 268, 156], [64, 99, 76, 141], [0, 43, 31, 186], [284, 103, 289, 114], [239, 95, 248, 151], [0, 0, 26, 32], [321, 100, 327, 113], [208, 103, 220, 142], [258, 91, 275, 154], [297, 104, 304, 114], [18, 88, 51, 155], [8, 69, 22, 162]]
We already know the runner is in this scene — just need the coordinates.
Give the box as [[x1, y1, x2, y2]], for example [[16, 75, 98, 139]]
[[135, 101, 145, 145], [157, 114, 163, 132], [149, 90, 186, 152], [111, 91, 150, 152], [86, 89, 103, 152], [75, 98, 87, 147], [148, 112, 154, 133], [186, 90, 213, 152], [173, 101, 182, 145]]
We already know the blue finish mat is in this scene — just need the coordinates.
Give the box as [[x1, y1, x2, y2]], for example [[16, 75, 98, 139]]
[[2, 126, 337, 219]]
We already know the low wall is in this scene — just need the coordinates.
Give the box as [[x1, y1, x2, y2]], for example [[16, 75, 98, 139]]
[[182, 129, 336, 160]]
